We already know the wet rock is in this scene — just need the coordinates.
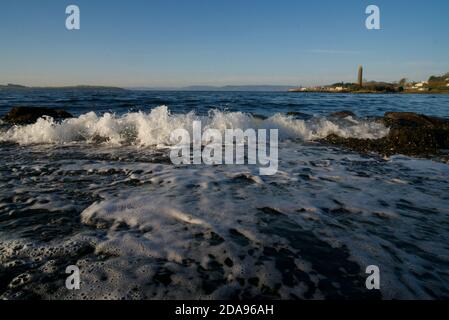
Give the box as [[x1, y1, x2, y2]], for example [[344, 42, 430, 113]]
[[330, 110, 356, 118], [322, 135, 394, 156], [2, 107, 73, 125], [251, 113, 268, 120], [322, 112, 449, 157], [383, 112, 447, 127], [286, 111, 313, 120], [383, 112, 449, 155]]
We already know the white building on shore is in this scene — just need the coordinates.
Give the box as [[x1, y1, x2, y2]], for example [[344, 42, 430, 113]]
[[412, 81, 428, 89]]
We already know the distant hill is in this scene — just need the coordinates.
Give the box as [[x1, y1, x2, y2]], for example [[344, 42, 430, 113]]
[[0, 84, 28, 90], [428, 72, 449, 83], [0, 84, 127, 91], [1, 84, 296, 92], [214, 85, 296, 92], [428, 72, 449, 90], [130, 85, 296, 92]]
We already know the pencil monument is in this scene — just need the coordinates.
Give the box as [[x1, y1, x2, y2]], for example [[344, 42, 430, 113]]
[[358, 65, 363, 88]]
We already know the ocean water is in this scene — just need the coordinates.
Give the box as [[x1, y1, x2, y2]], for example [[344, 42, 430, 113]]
[[0, 90, 449, 300]]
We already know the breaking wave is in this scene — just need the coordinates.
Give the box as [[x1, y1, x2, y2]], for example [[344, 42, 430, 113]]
[[0, 105, 389, 146]]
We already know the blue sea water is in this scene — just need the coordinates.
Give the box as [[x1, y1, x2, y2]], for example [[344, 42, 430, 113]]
[[0, 90, 448, 300], [1, 90, 449, 118]]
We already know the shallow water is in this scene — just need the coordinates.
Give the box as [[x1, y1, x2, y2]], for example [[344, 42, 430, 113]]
[[0, 90, 448, 299]]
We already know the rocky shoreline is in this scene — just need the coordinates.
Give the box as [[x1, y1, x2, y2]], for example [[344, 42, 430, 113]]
[[2, 107, 73, 125], [2, 107, 449, 160], [323, 111, 449, 158]]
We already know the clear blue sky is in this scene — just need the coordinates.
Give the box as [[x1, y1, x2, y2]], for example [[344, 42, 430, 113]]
[[1, 0, 448, 87]]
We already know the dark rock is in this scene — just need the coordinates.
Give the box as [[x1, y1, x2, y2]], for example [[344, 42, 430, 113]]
[[330, 111, 356, 118], [383, 112, 447, 127], [383, 112, 449, 155], [251, 113, 268, 120], [3, 107, 73, 125], [322, 135, 391, 155], [321, 112, 449, 157], [286, 112, 313, 120]]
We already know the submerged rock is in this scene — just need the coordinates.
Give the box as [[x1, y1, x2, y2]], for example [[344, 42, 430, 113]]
[[330, 110, 356, 119], [383, 112, 447, 126], [322, 112, 449, 157], [3, 107, 73, 125], [286, 111, 313, 120], [250, 113, 268, 120]]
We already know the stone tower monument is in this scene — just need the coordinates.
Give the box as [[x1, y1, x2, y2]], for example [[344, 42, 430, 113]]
[[358, 66, 363, 87]]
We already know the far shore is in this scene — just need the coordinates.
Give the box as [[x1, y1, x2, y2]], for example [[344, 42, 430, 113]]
[[287, 90, 449, 94], [1, 83, 448, 94]]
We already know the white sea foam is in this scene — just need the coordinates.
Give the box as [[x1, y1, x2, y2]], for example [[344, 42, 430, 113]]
[[74, 153, 449, 299], [1, 142, 449, 299], [0, 106, 389, 145]]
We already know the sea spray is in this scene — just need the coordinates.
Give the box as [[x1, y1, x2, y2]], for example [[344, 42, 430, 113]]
[[0, 105, 389, 146]]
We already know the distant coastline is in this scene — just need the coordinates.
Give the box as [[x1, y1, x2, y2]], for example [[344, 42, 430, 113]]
[[129, 85, 296, 92], [288, 71, 449, 94], [0, 84, 296, 92], [2, 72, 449, 94], [0, 84, 126, 91], [287, 89, 449, 94]]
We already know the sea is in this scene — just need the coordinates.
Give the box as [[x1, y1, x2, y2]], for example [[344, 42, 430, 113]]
[[0, 90, 448, 299]]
